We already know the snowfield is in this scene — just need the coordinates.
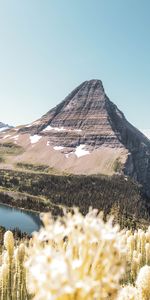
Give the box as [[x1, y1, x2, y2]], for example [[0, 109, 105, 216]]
[[30, 135, 42, 144], [0, 126, 10, 132], [43, 125, 82, 133], [43, 125, 66, 132], [75, 144, 90, 158], [53, 146, 64, 151]]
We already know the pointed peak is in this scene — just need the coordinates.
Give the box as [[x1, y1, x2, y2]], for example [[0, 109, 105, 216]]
[[79, 79, 104, 91], [85, 79, 103, 85]]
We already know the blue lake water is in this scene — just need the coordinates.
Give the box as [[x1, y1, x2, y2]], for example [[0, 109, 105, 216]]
[[0, 203, 42, 234]]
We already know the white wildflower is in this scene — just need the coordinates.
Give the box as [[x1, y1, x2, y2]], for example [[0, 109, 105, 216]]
[[26, 208, 126, 300]]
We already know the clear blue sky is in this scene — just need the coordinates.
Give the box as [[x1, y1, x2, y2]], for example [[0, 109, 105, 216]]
[[0, 0, 150, 129]]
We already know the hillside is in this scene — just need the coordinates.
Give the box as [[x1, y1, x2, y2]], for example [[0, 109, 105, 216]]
[[0, 168, 149, 228]]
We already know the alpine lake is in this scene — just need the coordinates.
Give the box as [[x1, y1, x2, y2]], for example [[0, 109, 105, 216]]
[[0, 203, 42, 234]]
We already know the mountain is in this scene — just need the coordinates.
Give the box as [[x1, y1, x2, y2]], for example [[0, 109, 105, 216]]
[[0, 122, 12, 132], [1, 79, 150, 198]]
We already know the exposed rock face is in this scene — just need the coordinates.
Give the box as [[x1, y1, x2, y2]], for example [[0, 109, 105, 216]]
[[3, 79, 150, 197], [19, 80, 124, 148]]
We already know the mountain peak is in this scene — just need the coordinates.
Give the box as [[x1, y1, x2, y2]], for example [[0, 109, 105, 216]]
[[19, 79, 149, 151], [76, 78, 105, 95], [83, 79, 104, 87], [19, 80, 148, 147], [25, 79, 114, 141], [1, 79, 150, 197]]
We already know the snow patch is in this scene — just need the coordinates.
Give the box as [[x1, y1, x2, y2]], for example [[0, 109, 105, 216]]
[[0, 126, 9, 132], [75, 145, 90, 158], [43, 125, 82, 133], [53, 146, 64, 151], [47, 141, 50, 146], [65, 145, 90, 158], [43, 126, 65, 132], [30, 135, 42, 144]]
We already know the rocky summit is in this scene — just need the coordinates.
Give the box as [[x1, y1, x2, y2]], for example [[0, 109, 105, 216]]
[[19, 80, 124, 148], [1, 79, 150, 197]]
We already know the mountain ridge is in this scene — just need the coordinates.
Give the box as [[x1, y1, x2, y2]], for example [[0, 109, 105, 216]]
[[20, 79, 149, 148], [1, 79, 150, 197], [0, 122, 13, 132]]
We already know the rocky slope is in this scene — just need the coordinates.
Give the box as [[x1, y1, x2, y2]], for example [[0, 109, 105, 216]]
[[1, 79, 150, 197], [141, 130, 150, 140]]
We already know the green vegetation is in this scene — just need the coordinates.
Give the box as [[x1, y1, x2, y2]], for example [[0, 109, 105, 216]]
[[0, 142, 24, 159], [113, 157, 123, 173], [16, 162, 50, 172], [15, 162, 62, 174], [0, 156, 5, 163], [0, 169, 149, 228]]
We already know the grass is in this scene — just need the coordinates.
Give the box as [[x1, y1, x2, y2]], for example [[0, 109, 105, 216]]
[[15, 161, 64, 175], [0, 156, 5, 163], [16, 162, 51, 172], [0, 142, 24, 157], [113, 157, 123, 173]]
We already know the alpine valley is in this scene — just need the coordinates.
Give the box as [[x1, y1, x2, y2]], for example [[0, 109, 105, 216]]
[[0, 79, 150, 227]]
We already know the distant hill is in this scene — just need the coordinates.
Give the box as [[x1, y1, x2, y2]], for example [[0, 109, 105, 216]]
[[0, 122, 13, 132]]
